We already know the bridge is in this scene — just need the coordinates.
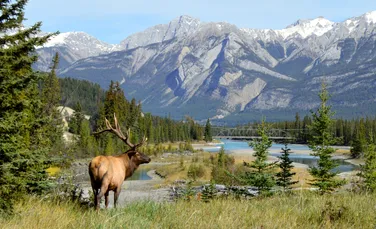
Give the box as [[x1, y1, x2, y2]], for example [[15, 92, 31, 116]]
[[214, 136, 295, 140], [212, 126, 304, 141]]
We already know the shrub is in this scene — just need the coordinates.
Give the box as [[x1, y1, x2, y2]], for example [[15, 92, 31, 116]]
[[187, 163, 205, 181]]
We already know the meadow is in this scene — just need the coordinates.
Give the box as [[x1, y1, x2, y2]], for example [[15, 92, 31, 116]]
[[1, 192, 375, 229]]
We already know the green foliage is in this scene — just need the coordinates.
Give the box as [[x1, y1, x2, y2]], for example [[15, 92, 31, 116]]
[[204, 119, 213, 142], [276, 143, 298, 191], [201, 181, 216, 203], [93, 81, 203, 155], [187, 163, 205, 181], [308, 83, 345, 194], [217, 146, 226, 167], [68, 102, 85, 134], [224, 113, 376, 150], [41, 53, 64, 153], [104, 135, 114, 156], [358, 142, 376, 192], [59, 77, 104, 116], [0, 0, 58, 216], [350, 119, 366, 158], [241, 120, 276, 193], [211, 147, 238, 185], [181, 181, 195, 201], [77, 119, 95, 157]]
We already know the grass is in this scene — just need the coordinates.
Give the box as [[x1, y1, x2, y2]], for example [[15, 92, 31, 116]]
[[1, 192, 375, 229], [154, 152, 213, 184]]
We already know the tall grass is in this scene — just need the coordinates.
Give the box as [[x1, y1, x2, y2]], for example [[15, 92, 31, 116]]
[[1, 192, 375, 229]]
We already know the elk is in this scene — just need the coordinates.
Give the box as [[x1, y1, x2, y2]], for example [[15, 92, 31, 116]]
[[89, 114, 150, 210]]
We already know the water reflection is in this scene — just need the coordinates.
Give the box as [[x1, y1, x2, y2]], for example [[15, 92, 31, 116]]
[[128, 168, 152, 180]]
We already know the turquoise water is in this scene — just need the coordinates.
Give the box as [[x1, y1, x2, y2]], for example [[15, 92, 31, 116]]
[[205, 139, 358, 173], [128, 167, 152, 180], [204, 139, 310, 153]]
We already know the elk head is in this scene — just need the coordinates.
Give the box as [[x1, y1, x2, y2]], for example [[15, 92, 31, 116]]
[[95, 113, 151, 164]]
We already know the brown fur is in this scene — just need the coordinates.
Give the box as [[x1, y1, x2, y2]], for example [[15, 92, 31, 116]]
[[89, 149, 150, 210]]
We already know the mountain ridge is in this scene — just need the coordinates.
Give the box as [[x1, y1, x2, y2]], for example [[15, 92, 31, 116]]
[[33, 10, 376, 123]]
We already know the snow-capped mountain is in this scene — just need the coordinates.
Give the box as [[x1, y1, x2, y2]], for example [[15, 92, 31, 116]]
[[120, 15, 201, 50], [35, 11, 376, 122], [35, 32, 121, 71]]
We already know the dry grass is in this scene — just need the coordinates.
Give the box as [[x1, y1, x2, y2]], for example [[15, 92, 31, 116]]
[[334, 149, 351, 156], [153, 152, 213, 184], [1, 192, 375, 229]]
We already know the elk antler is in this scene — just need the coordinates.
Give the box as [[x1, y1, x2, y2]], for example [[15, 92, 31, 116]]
[[94, 113, 134, 148], [94, 113, 147, 149], [133, 135, 148, 148]]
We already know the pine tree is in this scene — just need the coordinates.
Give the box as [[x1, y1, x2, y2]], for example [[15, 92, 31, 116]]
[[0, 0, 57, 216], [201, 182, 216, 203], [204, 119, 213, 142], [242, 120, 276, 193], [308, 82, 344, 194], [276, 143, 298, 191], [78, 119, 92, 156], [42, 53, 63, 152], [351, 120, 366, 158], [69, 102, 85, 134], [358, 138, 376, 192], [218, 146, 225, 167]]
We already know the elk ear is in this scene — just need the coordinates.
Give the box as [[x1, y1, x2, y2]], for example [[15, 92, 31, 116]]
[[127, 151, 137, 158]]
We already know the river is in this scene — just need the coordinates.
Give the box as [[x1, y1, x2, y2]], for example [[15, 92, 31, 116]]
[[202, 139, 358, 173]]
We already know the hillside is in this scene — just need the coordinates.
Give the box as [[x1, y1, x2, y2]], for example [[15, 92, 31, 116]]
[[34, 11, 376, 122]]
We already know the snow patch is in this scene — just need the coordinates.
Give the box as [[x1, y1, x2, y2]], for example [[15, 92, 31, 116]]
[[277, 17, 334, 39], [365, 11, 376, 24]]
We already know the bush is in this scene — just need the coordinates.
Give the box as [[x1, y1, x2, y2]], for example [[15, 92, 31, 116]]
[[187, 163, 205, 181]]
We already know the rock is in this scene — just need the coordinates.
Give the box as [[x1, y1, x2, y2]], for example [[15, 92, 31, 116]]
[[215, 184, 227, 191], [174, 180, 187, 184]]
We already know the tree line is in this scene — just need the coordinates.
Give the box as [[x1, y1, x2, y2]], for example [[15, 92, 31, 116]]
[[219, 112, 376, 159], [67, 80, 206, 158]]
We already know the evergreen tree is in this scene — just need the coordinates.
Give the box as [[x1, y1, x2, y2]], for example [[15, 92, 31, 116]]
[[69, 102, 85, 134], [211, 146, 236, 185], [351, 120, 366, 158], [201, 181, 216, 203], [204, 119, 213, 142], [358, 138, 376, 192], [104, 135, 114, 156], [217, 146, 225, 167], [0, 0, 57, 216], [78, 119, 92, 156], [308, 82, 344, 194], [242, 120, 276, 193], [42, 53, 63, 152], [276, 143, 298, 191]]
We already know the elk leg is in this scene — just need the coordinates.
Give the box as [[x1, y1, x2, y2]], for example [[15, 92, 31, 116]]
[[104, 190, 110, 209], [114, 187, 121, 208], [96, 184, 109, 211], [92, 188, 98, 207]]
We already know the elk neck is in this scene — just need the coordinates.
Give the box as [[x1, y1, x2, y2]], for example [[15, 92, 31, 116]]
[[118, 150, 140, 179]]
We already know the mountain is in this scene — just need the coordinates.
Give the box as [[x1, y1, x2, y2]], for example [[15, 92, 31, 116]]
[[35, 11, 376, 122], [35, 32, 121, 71]]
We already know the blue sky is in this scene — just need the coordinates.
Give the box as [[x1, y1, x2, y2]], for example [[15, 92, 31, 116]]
[[25, 0, 376, 44]]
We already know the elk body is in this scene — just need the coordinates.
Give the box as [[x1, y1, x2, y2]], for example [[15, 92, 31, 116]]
[[89, 114, 150, 210]]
